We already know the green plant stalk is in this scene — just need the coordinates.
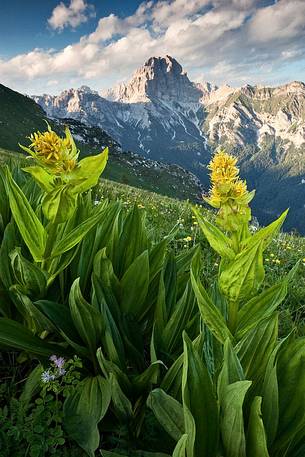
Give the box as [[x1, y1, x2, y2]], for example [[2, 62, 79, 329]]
[[228, 300, 239, 334], [42, 222, 58, 267]]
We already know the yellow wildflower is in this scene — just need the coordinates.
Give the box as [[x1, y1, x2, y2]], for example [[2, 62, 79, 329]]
[[22, 124, 78, 174], [208, 150, 239, 185], [205, 150, 251, 210], [231, 179, 247, 198], [204, 149, 254, 232]]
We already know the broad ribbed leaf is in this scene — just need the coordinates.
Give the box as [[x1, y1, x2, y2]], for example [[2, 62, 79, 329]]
[[246, 396, 270, 457], [120, 250, 149, 318], [173, 434, 188, 457], [51, 203, 106, 257], [64, 376, 110, 457], [219, 240, 265, 303], [116, 204, 148, 277], [236, 262, 298, 339], [4, 167, 46, 261], [10, 247, 47, 297], [147, 388, 185, 441], [42, 185, 77, 223], [69, 278, 104, 356], [133, 361, 163, 391], [191, 259, 232, 344], [243, 210, 288, 251], [218, 338, 245, 403], [110, 372, 133, 420], [273, 337, 305, 454], [163, 282, 196, 355], [236, 315, 278, 382], [69, 148, 108, 194], [35, 299, 89, 357], [0, 221, 17, 288], [261, 344, 281, 446], [75, 202, 121, 291], [22, 166, 54, 193], [182, 332, 218, 457], [193, 207, 235, 259], [220, 380, 252, 457], [0, 318, 70, 356]]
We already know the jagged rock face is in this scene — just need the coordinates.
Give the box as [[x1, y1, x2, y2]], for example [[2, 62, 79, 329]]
[[32, 56, 305, 232], [205, 81, 305, 150], [33, 56, 209, 183], [103, 55, 202, 103]]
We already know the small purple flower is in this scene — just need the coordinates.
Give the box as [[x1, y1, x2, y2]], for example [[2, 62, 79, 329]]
[[49, 355, 65, 368], [41, 370, 55, 383], [54, 357, 65, 369]]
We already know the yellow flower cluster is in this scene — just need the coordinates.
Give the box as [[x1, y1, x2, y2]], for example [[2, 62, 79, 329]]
[[206, 150, 248, 208], [24, 125, 79, 174]]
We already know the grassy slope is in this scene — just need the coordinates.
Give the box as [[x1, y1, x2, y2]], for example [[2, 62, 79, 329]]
[[96, 178, 305, 333], [0, 84, 202, 203], [1, 140, 305, 328]]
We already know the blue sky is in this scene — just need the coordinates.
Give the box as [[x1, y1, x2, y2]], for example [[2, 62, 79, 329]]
[[0, 0, 304, 95]]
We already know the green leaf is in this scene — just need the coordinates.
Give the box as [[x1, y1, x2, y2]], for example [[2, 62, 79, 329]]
[[236, 262, 299, 339], [51, 203, 105, 257], [42, 185, 77, 223], [236, 284, 285, 340], [64, 376, 110, 457], [163, 281, 196, 355], [4, 167, 46, 261], [10, 286, 53, 333], [0, 318, 70, 356], [217, 338, 245, 403], [147, 388, 185, 441], [220, 380, 252, 457], [110, 372, 133, 420], [69, 278, 104, 356], [191, 257, 232, 344], [182, 332, 219, 457], [75, 202, 121, 291], [236, 315, 278, 382], [116, 204, 148, 277], [0, 221, 18, 289], [133, 361, 163, 391], [173, 434, 188, 457], [192, 207, 235, 259], [261, 345, 280, 446], [246, 396, 270, 457], [219, 240, 265, 303], [35, 299, 89, 357], [243, 210, 288, 251], [22, 166, 55, 193], [69, 148, 108, 194], [10, 247, 47, 297], [120, 250, 149, 319], [273, 337, 305, 454]]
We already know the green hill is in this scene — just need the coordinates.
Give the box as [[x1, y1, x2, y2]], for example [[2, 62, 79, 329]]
[[0, 83, 203, 202]]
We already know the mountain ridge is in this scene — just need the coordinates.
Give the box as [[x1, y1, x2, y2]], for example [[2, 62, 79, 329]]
[[32, 55, 305, 232]]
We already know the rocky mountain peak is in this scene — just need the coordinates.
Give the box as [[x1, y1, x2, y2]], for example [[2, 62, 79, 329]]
[[103, 55, 202, 103]]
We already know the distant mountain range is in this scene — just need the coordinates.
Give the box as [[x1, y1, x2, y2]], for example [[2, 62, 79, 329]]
[[32, 55, 305, 233], [0, 82, 203, 202]]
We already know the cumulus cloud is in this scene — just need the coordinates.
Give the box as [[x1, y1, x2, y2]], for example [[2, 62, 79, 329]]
[[248, 0, 305, 42], [48, 0, 95, 31], [1, 0, 305, 94]]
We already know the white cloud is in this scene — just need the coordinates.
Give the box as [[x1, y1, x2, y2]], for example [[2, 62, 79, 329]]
[[48, 0, 95, 31], [248, 0, 305, 42], [1, 0, 305, 94]]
